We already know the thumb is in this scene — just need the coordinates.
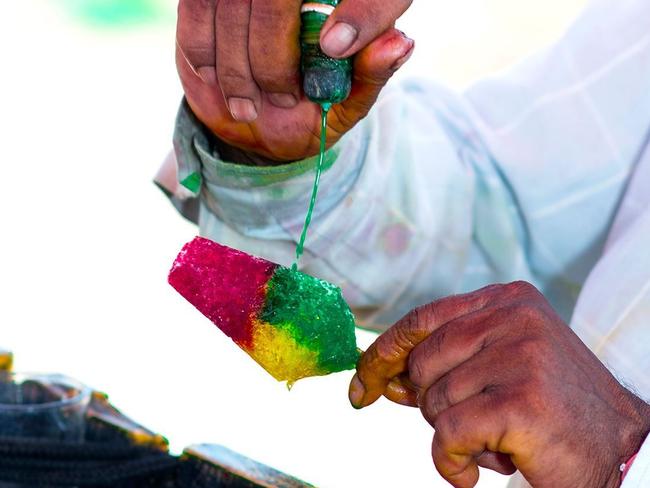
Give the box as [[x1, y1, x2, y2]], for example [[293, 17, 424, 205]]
[[320, 0, 413, 58], [329, 28, 414, 135]]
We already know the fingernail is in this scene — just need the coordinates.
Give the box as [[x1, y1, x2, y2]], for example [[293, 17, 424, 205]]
[[228, 97, 257, 122], [391, 39, 415, 72], [349, 375, 366, 409], [321, 22, 358, 57], [268, 92, 298, 108], [197, 66, 217, 85]]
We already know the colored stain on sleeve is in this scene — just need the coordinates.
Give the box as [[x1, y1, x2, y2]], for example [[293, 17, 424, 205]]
[[180, 172, 202, 194]]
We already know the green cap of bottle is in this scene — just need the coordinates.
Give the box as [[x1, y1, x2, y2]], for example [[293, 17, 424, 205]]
[[300, 1, 352, 104]]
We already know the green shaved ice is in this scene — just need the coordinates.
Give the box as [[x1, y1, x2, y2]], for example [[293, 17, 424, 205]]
[[260, 267, 359, 373]]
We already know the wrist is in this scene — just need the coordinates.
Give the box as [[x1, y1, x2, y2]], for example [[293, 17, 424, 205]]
[[610, 391, 650, 487], [212, 134, 296, 167], [620, 450, 641, 483], [619, 392, 650, 454], [181, 96, 299, 167]]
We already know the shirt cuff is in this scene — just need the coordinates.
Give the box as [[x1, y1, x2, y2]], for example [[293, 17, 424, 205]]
[[622, 433, 650, 487], [154, 149, 201, 224], [170, 97, 366, 240]]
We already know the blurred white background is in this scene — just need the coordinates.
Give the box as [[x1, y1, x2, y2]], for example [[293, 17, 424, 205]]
[[0, 1, 587, 487]]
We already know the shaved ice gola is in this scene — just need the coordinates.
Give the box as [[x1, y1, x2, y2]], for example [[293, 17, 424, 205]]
[[169, 237, 359, 385]]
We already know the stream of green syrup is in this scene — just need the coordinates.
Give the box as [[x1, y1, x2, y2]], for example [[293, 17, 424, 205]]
[[286, 102, 358, 389], [292, 102, 331, 271]]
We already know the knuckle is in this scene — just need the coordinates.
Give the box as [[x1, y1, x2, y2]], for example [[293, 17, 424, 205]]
[[410, 304, 437, 335], [178, 0, 214, 16], [493, 301, 546, 338], [251, 3, 293, 23], [374, 334, 403, 363], [408, 327, 453, 390], [466, 283, 511, 307], [432, 374, 455, 410], [254, 71, 298, 92], [392, 320, 418, 351], [354, 68, 391, 87], [484, 382, 507, 404], [507, 280, 532, 291], [178, 0, 217, 30], [357, 346, 379, 377], [508, 382, 542, 417], [512, 337, 552, 384], [216, 6, 248, 30], [482, 281, 540, 310], [480, 383, 501, 402], [506, 280, 540, 299], [420, 375, 457, 426], [513, 302, 548, 330], [218, 67, 251, 89], [513, 336, 543, 359], [487, 386, 524, 425], [249, 40, 274, 61], [407, 351, 426, 388], [430, 325, 449, 356], [387, 307, 426, 349], [434, 409, 463, 447], [408, 329, 448, 387], [478, 282, 508, 296], [330, 104, 358, 131]]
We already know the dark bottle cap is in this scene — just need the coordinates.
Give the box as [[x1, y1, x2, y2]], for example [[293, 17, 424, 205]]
[[300, 4, 352, 104]]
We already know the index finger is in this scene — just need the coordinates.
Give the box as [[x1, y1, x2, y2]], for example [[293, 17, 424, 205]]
[[177, 0, 217, 74], [349, 285, 503, 409]]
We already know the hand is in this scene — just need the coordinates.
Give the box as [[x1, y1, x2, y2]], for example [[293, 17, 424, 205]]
[[176, 0, 414, 162], [350, 282, 650, 488]]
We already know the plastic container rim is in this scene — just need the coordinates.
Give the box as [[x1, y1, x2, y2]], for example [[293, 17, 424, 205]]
[[0, 372, 92, 412]]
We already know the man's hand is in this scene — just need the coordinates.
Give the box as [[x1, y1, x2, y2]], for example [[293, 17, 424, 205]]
[[350, 282, 650, 488], [176, 0, 414, 162]]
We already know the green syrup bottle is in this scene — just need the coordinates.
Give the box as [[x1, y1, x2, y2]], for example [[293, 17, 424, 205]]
[[300, 0, 352, 104]]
